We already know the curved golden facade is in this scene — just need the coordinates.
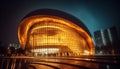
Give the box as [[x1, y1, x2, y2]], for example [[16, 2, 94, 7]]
[[18, 15, 94, 56]]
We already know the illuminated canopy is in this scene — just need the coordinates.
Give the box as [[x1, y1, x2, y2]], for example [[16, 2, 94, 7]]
[[18, 9, 94, 56]]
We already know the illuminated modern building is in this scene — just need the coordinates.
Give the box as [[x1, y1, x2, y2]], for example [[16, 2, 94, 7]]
[[18, 9, 94, 56]]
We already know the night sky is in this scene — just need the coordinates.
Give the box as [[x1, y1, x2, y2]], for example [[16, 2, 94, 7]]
[[0, 0, 120, 44]]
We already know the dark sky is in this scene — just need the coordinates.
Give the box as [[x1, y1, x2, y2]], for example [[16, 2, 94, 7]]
[[0, 0, 120, 44]]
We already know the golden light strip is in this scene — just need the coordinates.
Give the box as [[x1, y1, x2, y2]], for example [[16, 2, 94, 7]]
[[31, 25, 66, 34]]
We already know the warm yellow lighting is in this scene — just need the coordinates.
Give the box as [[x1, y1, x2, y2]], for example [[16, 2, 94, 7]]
[[31, 48, 59, 54], [84, 50, 90, 55], [18, 15, 94, 56]]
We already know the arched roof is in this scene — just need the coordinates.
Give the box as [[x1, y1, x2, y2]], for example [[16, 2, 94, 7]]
[[22, 9, 91, 36]]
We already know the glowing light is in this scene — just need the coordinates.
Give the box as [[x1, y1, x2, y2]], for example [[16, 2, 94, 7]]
[[31, 48, 59, 54], [84, 50, 90, 55]]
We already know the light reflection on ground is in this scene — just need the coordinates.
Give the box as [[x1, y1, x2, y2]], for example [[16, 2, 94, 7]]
[[0, 55, 120, 69]]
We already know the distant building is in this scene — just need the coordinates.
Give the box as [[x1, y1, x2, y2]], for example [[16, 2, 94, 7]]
[[103, 29, 111, 46], [108, 27, 119, 47], [108, 27, 120, 54], [94, 30, 104, 47], [94, 26, 120, 55]]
